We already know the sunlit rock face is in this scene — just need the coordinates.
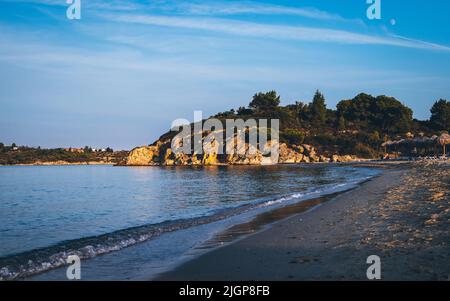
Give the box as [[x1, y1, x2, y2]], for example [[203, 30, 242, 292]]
[[125, 146, 159, 166], [122, 130, 360, 166]]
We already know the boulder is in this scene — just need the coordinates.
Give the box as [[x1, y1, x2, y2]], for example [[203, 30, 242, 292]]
[[175, 152, 190, 165], [162, 148, 176, 165], [302, 144, 313, 154], [330, 154, 355, 163], [125, 146, 158, 165], [319, 155, 330, 163], [190, 153, 202, 165], [279, 143, 303, 164], [202, 152, 218, 165]]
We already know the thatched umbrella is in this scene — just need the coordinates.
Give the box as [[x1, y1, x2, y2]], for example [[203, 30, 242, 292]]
[[438, 133, 450, 157]]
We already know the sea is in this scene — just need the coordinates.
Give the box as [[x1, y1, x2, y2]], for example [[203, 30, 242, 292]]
[[0, 164, 379, 280]]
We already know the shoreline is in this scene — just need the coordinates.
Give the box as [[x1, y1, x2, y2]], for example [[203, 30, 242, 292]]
[[7, 163, 379, 280], [157, 161, 449, 280], [2, 159, 375, 167], [2, 161, 447, 280], [0, 162, 115, 166], [4, 158, 443, 167]]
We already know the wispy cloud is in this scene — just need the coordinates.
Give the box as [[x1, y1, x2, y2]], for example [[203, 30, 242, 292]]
[[170, 1, 348, 22], [1, 33, 441, 93], [100, 13, 450, 52], [2, 0, 143, 11], [5, 0, 449, 51], [5, 0, 351, 21]]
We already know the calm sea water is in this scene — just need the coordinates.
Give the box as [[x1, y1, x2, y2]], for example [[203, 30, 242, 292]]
[[0, 164, 378, 280]]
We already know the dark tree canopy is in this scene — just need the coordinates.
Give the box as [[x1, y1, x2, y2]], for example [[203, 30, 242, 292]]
[[249, 91, 281, 111], [309, 90, 327, 126], [336, 93, 412, 135], [430, 99, 450, 131], [237, 106, 254, 116]]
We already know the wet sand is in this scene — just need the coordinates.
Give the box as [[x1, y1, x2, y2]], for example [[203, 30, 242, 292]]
[[157, 161, 449, 281]]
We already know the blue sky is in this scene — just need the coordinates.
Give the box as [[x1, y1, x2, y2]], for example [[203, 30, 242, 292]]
[[0, 0, 449, 149]]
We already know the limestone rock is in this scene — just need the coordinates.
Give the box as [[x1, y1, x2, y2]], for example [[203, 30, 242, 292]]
[[123, 130, 352, 166], [279, 143, 303, 164], [125, 146, 158, 165]]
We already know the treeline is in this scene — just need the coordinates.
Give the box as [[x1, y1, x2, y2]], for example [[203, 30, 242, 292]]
[[215, 91, 449, 158], [0, 144, 128, 165]]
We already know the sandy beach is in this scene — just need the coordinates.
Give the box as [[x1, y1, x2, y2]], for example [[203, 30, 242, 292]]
[[157, 161, 449, 281]]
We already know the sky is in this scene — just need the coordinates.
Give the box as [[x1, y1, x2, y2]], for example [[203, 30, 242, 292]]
[[0, 0, 449, 150]]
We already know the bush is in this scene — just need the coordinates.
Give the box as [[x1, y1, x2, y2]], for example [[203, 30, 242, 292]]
[[280, 128, 305, 145], [352, 143, 377, 158]]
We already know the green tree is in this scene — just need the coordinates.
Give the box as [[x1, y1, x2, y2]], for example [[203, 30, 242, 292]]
[[336, 93, 412, 135], [336, 93, 373, 129], [372, 96, 412, 134], [249, 91, 280, 111], [11, 143, 17, 148], [309, 90, 327, 126], [430, 99, 450, 131], [237, 106, 253, 116], [280, 128, 305, 145]]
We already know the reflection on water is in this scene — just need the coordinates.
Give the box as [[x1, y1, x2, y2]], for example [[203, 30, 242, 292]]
[[0, 164, 378, 279], [0, 164, 370, 258]]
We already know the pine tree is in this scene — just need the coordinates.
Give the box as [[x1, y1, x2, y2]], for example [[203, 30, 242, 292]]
[[310, 90, 327, 127]]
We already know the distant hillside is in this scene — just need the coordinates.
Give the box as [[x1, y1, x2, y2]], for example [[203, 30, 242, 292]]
[[0, 145, 128, 165]]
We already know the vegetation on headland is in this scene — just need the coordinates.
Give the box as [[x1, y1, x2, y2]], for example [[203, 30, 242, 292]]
[[123, 91, 448, 166], [0, 144, 128, 165], [213, 91, 449, 158], [1, 91, 448, 165]]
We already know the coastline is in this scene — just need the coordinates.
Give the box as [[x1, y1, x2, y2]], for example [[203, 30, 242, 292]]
[[4, 159, 372, 167], [157, 161, 449, 280], [1, 161, 447, 280], [1, 163, 377, 280], [0, 161, 115, 166]]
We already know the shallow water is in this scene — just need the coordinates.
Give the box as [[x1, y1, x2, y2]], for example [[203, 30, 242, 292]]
[[0, 164, 378, 280]]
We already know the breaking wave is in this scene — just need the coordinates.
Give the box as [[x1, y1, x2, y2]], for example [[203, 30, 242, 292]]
[[0, 173, 376, 280]]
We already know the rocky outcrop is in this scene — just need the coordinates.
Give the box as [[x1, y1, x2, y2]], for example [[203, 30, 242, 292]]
[[122, 132, 363, 166], [126, 146, 159, 166], [331, 154, 357, 163]]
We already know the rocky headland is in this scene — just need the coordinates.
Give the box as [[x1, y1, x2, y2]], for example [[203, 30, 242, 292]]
[[120, 91, 448, 167], [122, 133, 361, 166]]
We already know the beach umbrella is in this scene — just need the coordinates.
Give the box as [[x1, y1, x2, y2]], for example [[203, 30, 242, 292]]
[[438, 133, 450, 157]]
